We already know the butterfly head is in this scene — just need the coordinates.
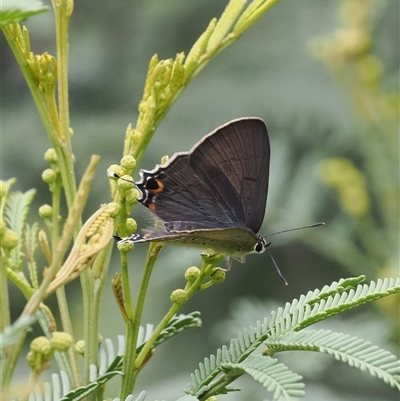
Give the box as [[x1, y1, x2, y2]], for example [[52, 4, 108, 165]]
[[252, 236, 269, 254]]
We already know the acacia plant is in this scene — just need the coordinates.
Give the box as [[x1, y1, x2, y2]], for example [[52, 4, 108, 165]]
[[1, 1, 399, 400]]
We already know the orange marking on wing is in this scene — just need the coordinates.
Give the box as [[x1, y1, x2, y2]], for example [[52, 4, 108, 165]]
[[152, 179, 164, 193]]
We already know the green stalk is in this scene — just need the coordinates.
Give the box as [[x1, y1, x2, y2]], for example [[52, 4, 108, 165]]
[[119, 242, 164, 400], [134, 255, 223, 369], [52, 0, 77, 208], [56, 287, 81, 387], [81, 241, 113, 385], [0, 252, 11, 332]]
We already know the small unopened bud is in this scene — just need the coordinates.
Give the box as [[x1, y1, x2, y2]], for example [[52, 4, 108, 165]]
[[118, 175, 134, 191], [44, 148, 58, 163], [42, 168, 57, 183], [170, 289, 188, 305], [116, 240, 134, 253], [75, 340, 85, 355], [39, 204, 53, 218], [126, 218, 137, 234], [120, 155, 137, 171], [30, 336, 52, 357], [185, 266, 201, 282], [107, 164, 125, 180], [51, 332, 72, 352], [106, 202, 120, 217], [210, 268, 226, 284], [125, 188, 140, 205], [2, 229, 18, 248]]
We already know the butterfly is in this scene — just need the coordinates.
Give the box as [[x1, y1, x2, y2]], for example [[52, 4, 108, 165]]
[[114, 117, 271, 258]]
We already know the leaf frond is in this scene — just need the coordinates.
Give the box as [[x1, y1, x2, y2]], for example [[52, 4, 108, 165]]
[[139, 311, 202, 352], [5, 188, 36, 269], [24, 222, 39, 288], [0, 0, 49, 26], [187, 277, 400, 397], [222, 354, 305, 400], [266, 329, 400, 390]]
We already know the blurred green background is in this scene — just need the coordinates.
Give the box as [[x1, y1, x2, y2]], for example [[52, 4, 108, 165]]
[[2, 0, 399, 400]]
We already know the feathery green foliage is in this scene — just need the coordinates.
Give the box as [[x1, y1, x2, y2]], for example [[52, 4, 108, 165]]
[[187, 277, 400, 399], [0, 0, 48, 26], [1, 1, 398, 400], [4, 189, 36, 269]]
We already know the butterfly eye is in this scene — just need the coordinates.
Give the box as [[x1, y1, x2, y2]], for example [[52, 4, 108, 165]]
[[254, 237, 268, 253]]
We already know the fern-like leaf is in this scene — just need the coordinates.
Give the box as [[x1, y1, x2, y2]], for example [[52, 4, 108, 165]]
[[186, 277, 400, 398], [221, 354, 304, 400], [294, 277, 400, 330], [24, 222, 39, 288], [4, 189, 36, 269], [35, 314, 203, 401], [136, 311, 202, 354], [0, 0, 49, 26], [266, 329, 400, 390]]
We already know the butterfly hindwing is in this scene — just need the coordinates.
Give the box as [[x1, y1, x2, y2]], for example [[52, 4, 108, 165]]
[[118, 227, 259, 256]]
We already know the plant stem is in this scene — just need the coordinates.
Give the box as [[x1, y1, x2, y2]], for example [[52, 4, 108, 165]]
[[119, 242, 164, 400], [0, 252, 11, 332], [56, 287, 81, 387], [134, 255, 223, 369]]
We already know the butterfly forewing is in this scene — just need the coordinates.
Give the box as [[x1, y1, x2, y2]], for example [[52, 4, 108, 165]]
[[130, 118, 270, 254], [137, 153, 235, 229], [189, 118, 270, 233]]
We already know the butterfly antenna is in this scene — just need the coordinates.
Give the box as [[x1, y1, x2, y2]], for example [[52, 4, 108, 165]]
[[265, 243, 288, 286], [262, 222, 324, 285], [266, 222, 325, 238]]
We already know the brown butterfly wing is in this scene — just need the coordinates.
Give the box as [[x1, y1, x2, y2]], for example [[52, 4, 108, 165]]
[[135, 118, 270, 243]]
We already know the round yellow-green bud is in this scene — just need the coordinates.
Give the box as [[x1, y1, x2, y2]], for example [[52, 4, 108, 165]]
[[50, 332, 72, 352], [126, 218, 137, 234], [0, 181, 7, 198], [125, 188, 140, 205], [185, 266, 201, 282], [2, 229, 18, 249], [210, 268, 226, 284], [42, 168, 57, 183], [75, 340, 85, 355], [44, 148, 58, 164], [118, 175, 134, 191], [30, 336, 52, 357], [39, 204, 53, 218], [106, 202, 120, 217], [117, 240, 134, 253], [107, 164, 124, 180], [120, 155, 137, 171], [170, 289, 188, 305]]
